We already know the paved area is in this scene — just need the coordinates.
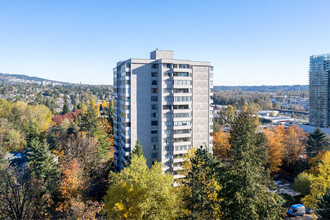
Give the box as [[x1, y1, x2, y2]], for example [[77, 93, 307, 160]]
[[285, 214, 315, 220]]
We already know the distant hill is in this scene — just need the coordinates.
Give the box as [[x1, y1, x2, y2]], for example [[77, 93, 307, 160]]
[[0, 73, 69, 85], [213, 85, 308, 92]]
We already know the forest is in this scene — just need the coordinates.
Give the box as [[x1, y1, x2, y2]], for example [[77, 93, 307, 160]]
[[0, 85, 329, 219]]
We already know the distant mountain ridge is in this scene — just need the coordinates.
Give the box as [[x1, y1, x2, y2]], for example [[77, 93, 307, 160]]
[[0, 72, 68, 84], [213, 85, 308, 92]]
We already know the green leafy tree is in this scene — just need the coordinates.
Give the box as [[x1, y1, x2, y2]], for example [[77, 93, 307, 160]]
[[220, 112, 282, 220], [306, 128, 328, 159], [182, 146, 222, 219], [104, 155, 180, 219], [293, 172, 314, 195]]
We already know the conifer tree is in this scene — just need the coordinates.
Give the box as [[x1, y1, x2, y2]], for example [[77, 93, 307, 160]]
[[306, 128, 328, 159], [132, 140, 143, 157], [220, 112, 282, 219], [182, 146, 222, 219], [27, 139, 59, 194], [62, 97, 70, 115]]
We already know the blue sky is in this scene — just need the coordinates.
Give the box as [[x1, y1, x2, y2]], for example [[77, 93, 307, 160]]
[[0, 0, 330, 85]]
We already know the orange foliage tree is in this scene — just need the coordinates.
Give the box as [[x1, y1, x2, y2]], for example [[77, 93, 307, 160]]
[[283, 126, 305, 167], [213, 131, 230, 160], [263, 126, 285, 173], [56, 158, 102, 219]]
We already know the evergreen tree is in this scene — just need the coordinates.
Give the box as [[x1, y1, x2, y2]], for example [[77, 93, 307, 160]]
[[182, 146, 222, 219], [27, 139, 59, 194], [62, 98, 70, 115], [220, 112, 282, 219], [132, 140, 143, 157], [26, 121, 40, 148], [306, 128, 328, 159], [80, 107, 100, 137]]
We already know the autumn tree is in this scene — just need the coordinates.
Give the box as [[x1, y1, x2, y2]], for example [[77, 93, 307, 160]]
[[264, 125, 286, 173], [213, 131, 230, 160], [315, 189, 330, 219], [306, 128, 328, 159], [0, 167, 53, 219], [283, 126, 305, 169], [104, 155, 180, 219], [182, 146, 222, 219], [218, 105, 237, 125], [302, 151, 330, 209], [56, 158, 102, 219], [220, 112, 282, 220]]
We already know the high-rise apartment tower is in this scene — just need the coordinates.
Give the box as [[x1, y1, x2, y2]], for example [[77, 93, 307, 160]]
[[309, 53, 330, 127], [113, 50, 214, 178]]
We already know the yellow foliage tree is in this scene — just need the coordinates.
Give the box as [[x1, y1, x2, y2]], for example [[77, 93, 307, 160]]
[[213, 131, 230, 160], [302, 151, 330, 209], [264, 125, 286, 173], [104, 155, 180, 219]]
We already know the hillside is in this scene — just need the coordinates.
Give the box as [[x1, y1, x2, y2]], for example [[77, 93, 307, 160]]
[[213, 85, 308, 92], [0, 72, 68, 85]]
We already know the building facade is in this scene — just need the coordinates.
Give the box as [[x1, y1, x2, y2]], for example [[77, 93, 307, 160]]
[[113, 50, 213, 178], [309, 53, 330, 127]]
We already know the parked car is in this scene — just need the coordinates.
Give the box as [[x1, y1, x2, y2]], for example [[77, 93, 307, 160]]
[[287, 204, 305, 217]]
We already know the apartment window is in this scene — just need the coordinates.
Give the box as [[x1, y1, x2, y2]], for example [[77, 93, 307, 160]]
[[163, 88, 172, 93], [151, 153, 158, 158], [151, 104, 158, 109], [174, 80, 192, 85], [165, 129, 172, 135], [163, 137, 171, 143], [164, 145, 172, 151], [173, 129, 191, 134], [151, 72, 158, 77], [164, 80, 172, 85], [173, 105, 189, 109], [151, 112, 158, 118], [173, 72, 189, 77], [126, 72, 130, 76], [163, 112, 172, 118], [165, 121, 172, 126], [152, 80, 158, 85], [163, 96, 172, 102], [163, 105, 171, 110], [151, 137, 158, 142], [164, 72, 171, 77], [152, 145, 157, 150], [151, 129, 158, 134], [179, 64, 190, 69], [173, 88, 189, 93], [151, 120, 158, 126], [151, 88, 158, 93], [174, 121, 191, 126], [151, 96, 158, 101], [174, 96, 192, 102], [152, 64, 158, 69], [174, 112, 191, 118], [165, 154, 171, 159]]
